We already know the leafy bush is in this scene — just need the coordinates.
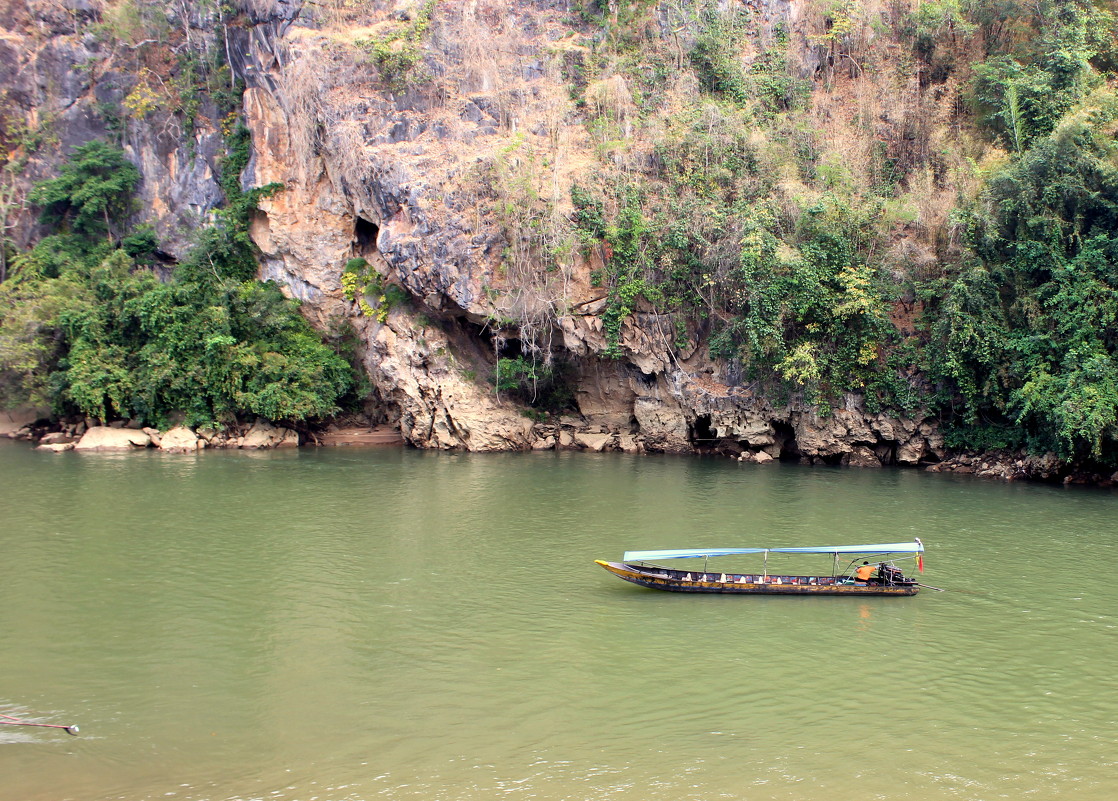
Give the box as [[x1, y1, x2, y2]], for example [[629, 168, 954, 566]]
[[969, 0, 1108, 150], [341, 257, 407, 323], [706, 197, 898, 406], [493, 352, 575, 412], [570, 184, 606, 243], [1, 140, 353, 428], [496, 355, 550, 393], [690, 9, 750, 106], [7, 245, 354, 428], [356, 0, 439, 90], [597, 185, 661, 358], [927, 92, 1118, 459], [27, 141, 140, 241]]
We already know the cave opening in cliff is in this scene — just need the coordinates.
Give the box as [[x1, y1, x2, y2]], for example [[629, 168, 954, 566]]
[[633, 368, 656, 388], [690, 415, 715, 445], [448, 316, 531, 364], [494, 334, 523, 360], [353, 217, 380, 257], [445, 315, 578, 413], [772, 421, 801, 461]]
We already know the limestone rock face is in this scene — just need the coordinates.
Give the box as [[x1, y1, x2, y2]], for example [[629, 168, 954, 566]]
[[843, 446, 883, 468], [0, 409, 48, 437], [632, 396, 691, 453], [1, 4, 227, 257], [365, 312, 535, 451], [218, 2, 948, 462], [39, 432, 76, 445], [74, 427, 152, 450], [4, 1, 947, 465], [38, 442, 75, 453]]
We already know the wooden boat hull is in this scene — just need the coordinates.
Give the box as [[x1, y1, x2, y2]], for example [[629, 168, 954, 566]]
[[595, 561, 920, 596]]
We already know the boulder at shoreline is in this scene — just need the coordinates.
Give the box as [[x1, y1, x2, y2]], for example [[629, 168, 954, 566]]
[[74, 427, 152, 450], [159, 426, 201, 452]]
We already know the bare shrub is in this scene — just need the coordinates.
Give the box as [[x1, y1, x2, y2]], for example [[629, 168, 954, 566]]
[[586, 75, 636, 127], [475, 138, 576, 364], [278, 39, 363, 185]]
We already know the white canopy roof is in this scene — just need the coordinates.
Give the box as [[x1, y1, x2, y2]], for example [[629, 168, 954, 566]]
[[623, 541, 924, 562]]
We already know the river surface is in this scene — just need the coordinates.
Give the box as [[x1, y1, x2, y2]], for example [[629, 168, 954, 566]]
[[2, 441, 1117, 801]]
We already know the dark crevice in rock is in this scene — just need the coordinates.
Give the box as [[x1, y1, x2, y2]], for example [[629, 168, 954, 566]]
[[772, 421, 800, 461], [353, 217, 380, 257], [690, 414, 714, 444], [494, 335, 524, 360], [439, 315, 509, 370], [690, 414, 741, 455], [633, 367, 657, 388]]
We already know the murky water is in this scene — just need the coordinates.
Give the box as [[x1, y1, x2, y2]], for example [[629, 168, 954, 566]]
[[2, 441, 1117, 800]]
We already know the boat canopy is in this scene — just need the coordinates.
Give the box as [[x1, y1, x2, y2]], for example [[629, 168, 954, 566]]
[[623, 541, 924, 562]]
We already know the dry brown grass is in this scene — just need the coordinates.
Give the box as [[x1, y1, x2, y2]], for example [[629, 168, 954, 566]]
[[790, 0, 988, 273], [278, 38, 358, 184]]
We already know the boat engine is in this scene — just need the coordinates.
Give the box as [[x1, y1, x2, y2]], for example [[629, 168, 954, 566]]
[[878, 564, 909, 585]]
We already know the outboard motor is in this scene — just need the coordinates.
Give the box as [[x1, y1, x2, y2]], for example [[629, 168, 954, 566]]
[[879, 564, 908, 586]]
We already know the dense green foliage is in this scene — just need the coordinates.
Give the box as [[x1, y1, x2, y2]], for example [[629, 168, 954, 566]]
[[908, 0, 1118, 460], [26, 141, 140, 243], [928, 93, 1118, 459], [710, 200, 905, 411], [493, 352, 574, 414], [561, 0, 1118, 464], [0, 142, 352, 428], [968, 0, 1118, 151], [57, 251, 351, 425]]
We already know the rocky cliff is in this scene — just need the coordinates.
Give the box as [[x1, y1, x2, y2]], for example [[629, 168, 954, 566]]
[[2, 0, 951, 465]]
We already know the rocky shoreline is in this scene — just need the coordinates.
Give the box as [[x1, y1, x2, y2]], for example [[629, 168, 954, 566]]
[[2, 414, 402, 453], [5, 409, 1116, 490], [927, 451, 1118, 487]]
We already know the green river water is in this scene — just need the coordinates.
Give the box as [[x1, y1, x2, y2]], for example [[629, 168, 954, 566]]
[[1, 440, 1117, 801]]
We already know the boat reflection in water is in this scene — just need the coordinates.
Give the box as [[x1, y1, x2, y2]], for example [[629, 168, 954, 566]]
[[596, 539, 927, 596]]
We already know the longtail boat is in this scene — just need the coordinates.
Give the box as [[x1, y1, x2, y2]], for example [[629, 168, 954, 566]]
[[596, 539, 927, 596]]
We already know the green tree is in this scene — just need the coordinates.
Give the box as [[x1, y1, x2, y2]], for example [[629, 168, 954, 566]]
[[48, 250, 353, 427], [26, 141, 140, 241], [969, 0, 1107, 150], [3, 139, 353, 428], [929, 92, 1118, 459], [710, 197, 896, 406]]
